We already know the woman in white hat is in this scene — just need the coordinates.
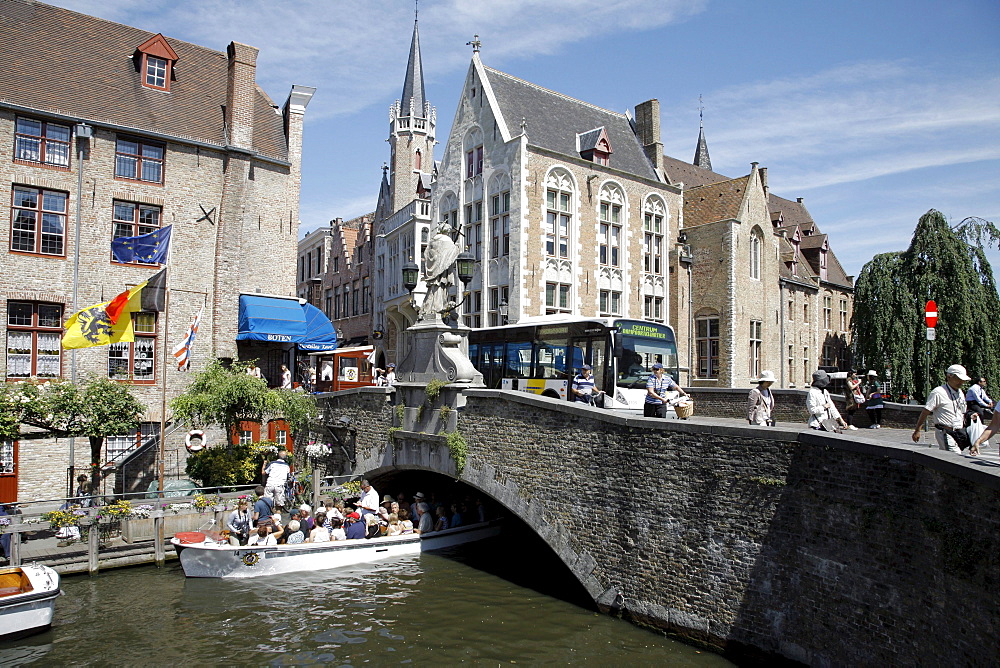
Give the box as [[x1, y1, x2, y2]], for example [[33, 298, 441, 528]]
[[747, 370, 777, 425]]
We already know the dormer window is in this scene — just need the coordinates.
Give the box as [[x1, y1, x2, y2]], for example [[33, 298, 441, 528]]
[[578, 127, 612, 166], [145, 56, 167, 88], [134, 34, 178, 92]]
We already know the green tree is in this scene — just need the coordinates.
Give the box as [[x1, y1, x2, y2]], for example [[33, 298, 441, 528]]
[[852, 210, 1000, 400], [7, 376, 144, 487], [170, 359, 317, 447]]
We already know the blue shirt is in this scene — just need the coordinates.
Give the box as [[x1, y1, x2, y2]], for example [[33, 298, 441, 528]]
[[345, 520, 366, 540], [253, 496, 273, 521], [645, 374, 677, 404], [967, 384, 993, 407]]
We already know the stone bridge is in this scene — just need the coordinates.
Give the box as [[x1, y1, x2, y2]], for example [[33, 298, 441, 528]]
[[314, 386, 999, 666]]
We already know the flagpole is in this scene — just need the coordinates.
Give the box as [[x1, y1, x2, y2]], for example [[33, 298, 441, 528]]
[[158, 268, 171, 498]]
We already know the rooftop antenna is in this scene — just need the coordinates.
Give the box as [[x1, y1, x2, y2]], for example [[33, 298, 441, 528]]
[[415, 0, 418, 21]]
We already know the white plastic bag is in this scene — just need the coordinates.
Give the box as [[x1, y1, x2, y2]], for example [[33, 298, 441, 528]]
[[967, 417, 987, 449]]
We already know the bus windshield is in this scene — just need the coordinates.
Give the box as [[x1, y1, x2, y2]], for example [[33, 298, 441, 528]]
[[614, 320, 679, 387]]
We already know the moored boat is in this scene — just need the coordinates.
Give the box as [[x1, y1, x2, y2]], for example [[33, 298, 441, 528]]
[[0, 564, 60, 639], [171, 520, 503, 578]]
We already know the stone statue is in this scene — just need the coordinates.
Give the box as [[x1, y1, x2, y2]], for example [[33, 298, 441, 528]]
[[420, 224, 460, 322]]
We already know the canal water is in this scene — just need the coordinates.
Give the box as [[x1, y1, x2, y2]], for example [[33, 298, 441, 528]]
[[1, 538, 731, 666]]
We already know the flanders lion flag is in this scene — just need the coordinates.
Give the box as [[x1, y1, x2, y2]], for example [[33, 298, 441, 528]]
[[62, 269, 166, 350]]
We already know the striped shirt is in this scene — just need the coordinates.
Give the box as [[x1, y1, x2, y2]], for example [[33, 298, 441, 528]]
[[645, 374, 677, 404], [572, 373, 596, 401]]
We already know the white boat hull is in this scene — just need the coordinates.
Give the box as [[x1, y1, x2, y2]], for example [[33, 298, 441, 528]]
[[0, 564, 60, 640], [172, 520, 503, 578]]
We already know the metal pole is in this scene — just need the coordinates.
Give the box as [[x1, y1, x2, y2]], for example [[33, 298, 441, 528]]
[[68, 128, 87, 496], [158, 275, 170, 496]]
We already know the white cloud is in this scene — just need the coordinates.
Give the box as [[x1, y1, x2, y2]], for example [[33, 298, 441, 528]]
[[664, 61, 1000, 192], [52, 0, 705, 120]]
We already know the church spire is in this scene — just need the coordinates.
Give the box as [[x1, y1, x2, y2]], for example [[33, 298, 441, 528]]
[[693, 95, 712, 171], [400, 16, 426, 117]]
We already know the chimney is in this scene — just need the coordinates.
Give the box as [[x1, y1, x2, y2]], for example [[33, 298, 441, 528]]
[[758, 166, 768, 196], [797, 197, 804, 204], [226, 42, 259, 149], [634, 99, 664, 173]]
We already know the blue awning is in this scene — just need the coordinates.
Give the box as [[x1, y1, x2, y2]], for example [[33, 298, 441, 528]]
[[299, 302, 339, 351], [236, 296, 339, 351], [237, 295, 307, 343]]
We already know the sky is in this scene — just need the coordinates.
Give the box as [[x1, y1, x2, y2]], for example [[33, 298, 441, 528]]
[[53, 0, 1000, 282]]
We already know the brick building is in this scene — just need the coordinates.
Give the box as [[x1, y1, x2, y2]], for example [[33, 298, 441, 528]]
[[297, 213, 374, 348], [0, 0, 313, 501]]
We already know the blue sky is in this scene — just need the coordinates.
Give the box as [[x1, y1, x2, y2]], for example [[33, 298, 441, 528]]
[[55, 0, 1000, 281]]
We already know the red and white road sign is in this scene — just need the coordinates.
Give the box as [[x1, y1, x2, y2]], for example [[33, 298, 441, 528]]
[[925, 300, 937, 328]]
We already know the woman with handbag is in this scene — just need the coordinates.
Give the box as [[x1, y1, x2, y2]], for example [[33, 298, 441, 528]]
[[747, 370, 777, 425], [807, 370, 851, 432], [844, 371, 865, 429]]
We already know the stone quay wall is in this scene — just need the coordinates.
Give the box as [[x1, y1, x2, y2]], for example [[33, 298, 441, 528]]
[[316, 387, 999, 666]]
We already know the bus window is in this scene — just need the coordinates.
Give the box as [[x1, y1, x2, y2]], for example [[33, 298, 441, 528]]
[[505, 341, 532, 377], [469, 343, 479, 367], [536, 342, 568, 379]]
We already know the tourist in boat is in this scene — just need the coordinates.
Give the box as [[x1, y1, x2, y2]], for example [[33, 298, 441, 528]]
[[284, 520, 306, 544], [327, 500, 345, 523], [247, 525, 277, 546], [298, 504, 314, 532], [227, 499, 253, 546], [386, 513, 402, 536], [398, 509, 414, 534], [308, 513, 330, 542], [252, 486, 273, 525], [344, 512, 366, 540], [409, 492, 425, 521], [433, 506, 450, 532], [330, 517, 346, 541], [363, 513, 382, 539], [414, 503, 433, 534], [356, 480, 380, 517]]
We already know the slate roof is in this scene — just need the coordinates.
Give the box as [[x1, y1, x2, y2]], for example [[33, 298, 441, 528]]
[[0, 0, 288, 161], [400, 20, 426, 115], [482, 66, 658, 181], [662, 154, 729, 189], [683, 174, 750, 227]]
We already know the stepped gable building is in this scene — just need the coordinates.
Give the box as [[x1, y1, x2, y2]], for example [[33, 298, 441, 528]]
[[297, 213, 374, 348], [0, 0, 313, 502], [663, 150, 854, 388], [429, 45, 683, 335]]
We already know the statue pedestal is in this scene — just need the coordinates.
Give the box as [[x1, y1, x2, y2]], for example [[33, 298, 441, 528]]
[[396, 321, 484, 386]]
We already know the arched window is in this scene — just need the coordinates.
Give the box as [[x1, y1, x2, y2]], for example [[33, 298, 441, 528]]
[[414, 149, 422, 171], [749, 228, 762, 280], [544, 168, 574, 259], [464, 128, 484, 179], [598, 183, 624, 267], [643, 196, 666, 275]]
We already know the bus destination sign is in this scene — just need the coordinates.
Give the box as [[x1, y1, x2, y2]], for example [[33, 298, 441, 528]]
[[615, 321, 673, 340]]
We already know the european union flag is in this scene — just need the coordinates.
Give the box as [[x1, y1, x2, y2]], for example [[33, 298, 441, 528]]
[[112, 225, 172, 264]]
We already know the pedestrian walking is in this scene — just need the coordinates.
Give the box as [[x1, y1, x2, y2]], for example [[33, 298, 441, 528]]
[[644, 363, 687, 418], [864, 370, 884, 428], [912, 364, 971, 453], [844, 370, 865, 428], [747, 370, 776, 425]]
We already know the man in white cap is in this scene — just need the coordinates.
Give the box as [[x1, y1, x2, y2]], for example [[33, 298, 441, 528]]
[[912, 364, 970, 453]]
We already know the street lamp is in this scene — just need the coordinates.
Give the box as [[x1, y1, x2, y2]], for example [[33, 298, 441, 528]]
[[402, 259, 419, 293], [456, 251, 475, 285], [498, 298, 509, 325]]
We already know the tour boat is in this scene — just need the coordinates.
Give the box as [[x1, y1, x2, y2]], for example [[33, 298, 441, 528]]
[[171, 520, 503, 578], [0, 564, 61, 639]]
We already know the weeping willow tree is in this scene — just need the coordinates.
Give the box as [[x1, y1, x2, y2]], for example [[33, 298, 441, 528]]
[[852, 210, 1000, 401]]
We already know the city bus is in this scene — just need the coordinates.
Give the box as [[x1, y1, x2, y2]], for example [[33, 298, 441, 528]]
[[467, 316, 679, 410]]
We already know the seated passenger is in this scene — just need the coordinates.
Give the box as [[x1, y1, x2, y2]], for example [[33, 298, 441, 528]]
[[364, 513, 382, 539], [449, 503, 463, 528], [309, 512, 330, 542], [247, 525, 277, 546], [284, 520, 306, 544], [330, 517, 346, 541], [415, 503, 433, 534], [433, 506, 450, 532], [386, 513, 402, 536], [398, 509, 414, 534], [344, 512, 366, 540]]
